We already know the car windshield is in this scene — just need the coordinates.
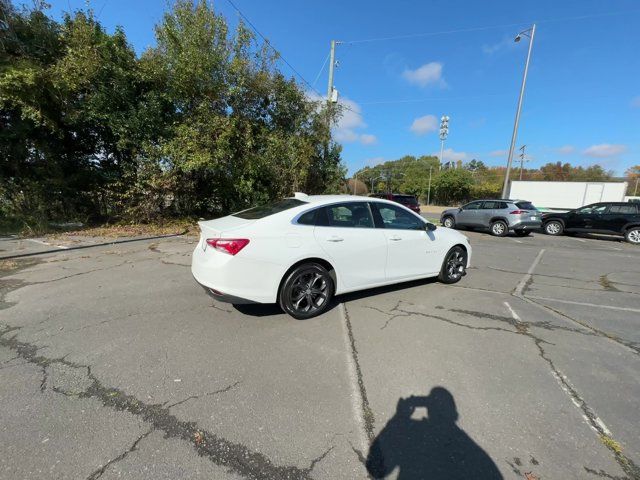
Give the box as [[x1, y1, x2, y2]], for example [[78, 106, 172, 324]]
[[393, 195, 418, 205], [515, 201, 537, 210], [233, 198, 307, 219]]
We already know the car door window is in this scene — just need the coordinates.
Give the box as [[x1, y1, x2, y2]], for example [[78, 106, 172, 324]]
[[577, 204, 608, 215], [323, 203, 374, 228], [462, 202, 482, 210], [375, 204, 424, 230], [481, 201, 500, 209]]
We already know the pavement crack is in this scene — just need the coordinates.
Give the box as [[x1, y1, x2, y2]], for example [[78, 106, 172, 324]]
[[164, 381, 242, 409], [363, 302, 410, 330], [86, 428, 154, 480], [522, 297, 640, 356], [342, 303, 375, 443], [0, 323, 317, 480], [305, 445, 334, 474], [584, 466, 629, 479]]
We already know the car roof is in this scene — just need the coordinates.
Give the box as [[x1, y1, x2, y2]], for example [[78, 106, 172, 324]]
[[288, 194, 407, 208], [466, 199, 526, 202]]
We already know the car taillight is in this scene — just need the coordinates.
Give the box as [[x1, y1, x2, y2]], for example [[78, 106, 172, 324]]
[[206, 238, 250, 255], [510, 210, 528, 215]]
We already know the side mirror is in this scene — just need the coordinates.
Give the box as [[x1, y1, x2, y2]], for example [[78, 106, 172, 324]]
[[426, 223, 437, 232], [458, 207, 463, 212]]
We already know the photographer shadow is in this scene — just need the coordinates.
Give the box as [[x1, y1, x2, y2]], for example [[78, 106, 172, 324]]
[[366, 387, 503, 480]]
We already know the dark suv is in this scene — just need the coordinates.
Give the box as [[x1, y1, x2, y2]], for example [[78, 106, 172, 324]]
[[370, 193, 420, 214], [542, 202, 640, 244]]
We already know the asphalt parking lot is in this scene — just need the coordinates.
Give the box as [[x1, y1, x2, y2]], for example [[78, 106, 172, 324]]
[[1, 229, 639, 479]]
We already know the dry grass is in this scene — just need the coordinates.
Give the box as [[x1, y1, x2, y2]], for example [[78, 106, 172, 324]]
[[47, 219, 199, 240], [0, 260, 18, 272]]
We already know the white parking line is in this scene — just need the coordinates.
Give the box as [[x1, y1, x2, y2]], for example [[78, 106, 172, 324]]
[[338, 303, 370, 453], [514, 248, 545, 297], [510, 239, 523, 244], [527, 296, 640, 314], [503, 302, 614, 438], [503, 301, 522, 322]]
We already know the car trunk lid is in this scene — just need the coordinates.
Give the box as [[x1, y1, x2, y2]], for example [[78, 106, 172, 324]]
[[198, 215, 255, 240]]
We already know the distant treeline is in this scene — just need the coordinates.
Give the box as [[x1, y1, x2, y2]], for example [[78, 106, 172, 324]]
[[0, 0, 345, 231], [354, 156, 632, 205]]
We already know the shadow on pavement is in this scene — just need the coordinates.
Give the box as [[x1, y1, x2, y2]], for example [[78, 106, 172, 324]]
[[233, 277, 439, 318], [366, 387, 503, 480]]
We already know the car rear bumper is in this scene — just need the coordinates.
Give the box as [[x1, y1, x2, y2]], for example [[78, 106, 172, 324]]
[[510, 220, 542, 230], [191, 238, 281, 304], [193, 276, 256, 304]]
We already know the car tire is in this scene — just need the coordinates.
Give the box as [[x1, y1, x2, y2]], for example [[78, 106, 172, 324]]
[[625, 227, 640, 245], [514, 229, 530, 237], [442, 216, 455, 229], [438, 246, 468, 284], [278, 263, 334, 320], [490, 220, 508, 237], [544, 220, 564, 236]]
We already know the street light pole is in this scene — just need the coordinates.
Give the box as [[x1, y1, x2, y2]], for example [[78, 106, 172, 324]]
[[439, 115, 450, 169], [502, 23, 536, 199]]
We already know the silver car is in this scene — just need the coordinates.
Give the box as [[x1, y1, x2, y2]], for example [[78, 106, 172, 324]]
[[440, 199, 542, 237]]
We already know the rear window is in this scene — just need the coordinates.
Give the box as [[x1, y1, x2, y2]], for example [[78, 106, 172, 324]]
[[608, 205, 638, 214], [233, 199, 306, 219], [515, 201, 537, 211], [393, 195, 418, 205]]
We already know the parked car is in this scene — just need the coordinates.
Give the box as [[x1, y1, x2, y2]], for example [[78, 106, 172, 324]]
[[440, 199, 541, 237], [542, 202, 640, 244], [369, 193, 421, 214], [192, 194, 471, 319]]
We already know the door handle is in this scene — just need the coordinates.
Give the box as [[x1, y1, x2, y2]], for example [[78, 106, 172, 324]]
[[389, 235, 402, 241], [327, 236, 344, 242]]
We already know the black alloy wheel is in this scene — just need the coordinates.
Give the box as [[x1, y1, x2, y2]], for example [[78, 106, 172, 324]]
[[279, 263, 334, 319], [438, 246, 468, 284]]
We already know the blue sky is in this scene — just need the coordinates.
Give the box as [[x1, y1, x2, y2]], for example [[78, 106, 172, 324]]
[[34, 0, 640, 175]]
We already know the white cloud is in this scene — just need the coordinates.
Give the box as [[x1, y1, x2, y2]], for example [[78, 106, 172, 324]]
[[306, 93, 377, 145], [432, 148, 468, 163], [489, 149, 508, 157], [557, 145, 575, 154], [360, 134, 377, 145], [402, 62, 445, 87], [583, 144, 627, 158], [410, 115, 438, 135], [631, 96, 640, 108]]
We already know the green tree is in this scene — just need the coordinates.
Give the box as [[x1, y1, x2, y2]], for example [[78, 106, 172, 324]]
[[432, 168, 473, 205]]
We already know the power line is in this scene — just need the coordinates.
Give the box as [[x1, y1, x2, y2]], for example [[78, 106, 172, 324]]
[[312, 52, 330, 88], [222, 0, 359, 115], [343, 9, 640, 45], [223, 0, 323, 98], [357, 93, 511, 106]]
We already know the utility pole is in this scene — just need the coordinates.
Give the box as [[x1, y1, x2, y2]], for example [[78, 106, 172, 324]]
[[518, 145, 528, 180], [427, 166, 433, 205], [439, 115, 450, 169], [634, 177, 639, 196], [327, 40, 336, 101], [502, 23, 536, 198]]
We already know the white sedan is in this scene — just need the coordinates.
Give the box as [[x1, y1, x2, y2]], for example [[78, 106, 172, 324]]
[[192, 193, 471, 319]]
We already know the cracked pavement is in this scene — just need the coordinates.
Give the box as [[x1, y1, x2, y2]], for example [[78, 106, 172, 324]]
[[1, 230, 639, 479]]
